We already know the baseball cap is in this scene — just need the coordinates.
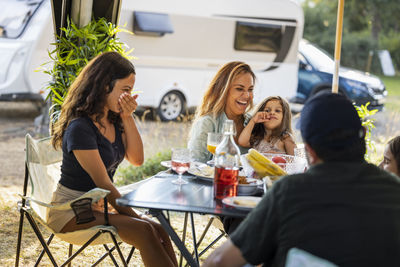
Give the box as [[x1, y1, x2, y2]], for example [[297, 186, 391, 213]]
[[299, 91, 364, 148]]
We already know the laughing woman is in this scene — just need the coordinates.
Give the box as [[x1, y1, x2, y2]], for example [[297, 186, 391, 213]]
[[48, 52, 177, 267], [188, 61, 255, 163], [187, 62, 255, 234]]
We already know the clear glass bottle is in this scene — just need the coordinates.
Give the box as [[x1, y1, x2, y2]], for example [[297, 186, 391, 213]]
[[214, 120, 241, 199]]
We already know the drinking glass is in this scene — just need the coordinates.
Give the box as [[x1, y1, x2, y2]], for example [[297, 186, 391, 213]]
[[207, 132, 223, 165], [294, 145, 308, 171], [171, 148, 191, 185], [294, 145, 306, 159]]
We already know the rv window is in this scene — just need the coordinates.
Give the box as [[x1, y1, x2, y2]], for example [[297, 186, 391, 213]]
[[234, 21, 282, 53], [133, 11, 174, 37], [0, 0, 44, 39]]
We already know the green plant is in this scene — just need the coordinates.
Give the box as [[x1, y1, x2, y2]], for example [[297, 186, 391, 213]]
[[115, 150, 172, 186], [355, 102, 378, 161], [42, 17, 133, 126]]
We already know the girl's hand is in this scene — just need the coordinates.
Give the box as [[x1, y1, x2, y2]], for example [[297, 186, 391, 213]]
[[119, 93, 138, 118], [253, 111, 270, 123]]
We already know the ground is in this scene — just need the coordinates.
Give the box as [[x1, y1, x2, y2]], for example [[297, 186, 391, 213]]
[[1, 101, 399, 266], [0, 102, 222, 266]]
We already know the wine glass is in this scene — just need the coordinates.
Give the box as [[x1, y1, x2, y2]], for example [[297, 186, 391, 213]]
[[171, 148, 191, 185], [207, 132, 223, 166]]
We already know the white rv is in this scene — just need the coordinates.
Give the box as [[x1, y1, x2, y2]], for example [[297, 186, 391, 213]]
[[0, 0, 303, 121], [118, 0, 304, 120]]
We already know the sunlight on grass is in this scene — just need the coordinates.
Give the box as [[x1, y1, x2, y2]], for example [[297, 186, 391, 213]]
[[380, 75, 400, 112], [114, 117, 192, 185], [380, 75, 400, 96]]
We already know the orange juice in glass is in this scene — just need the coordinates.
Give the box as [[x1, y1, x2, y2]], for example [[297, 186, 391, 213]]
[[207, 132, 223, 165], [207, 144, 217, 154]]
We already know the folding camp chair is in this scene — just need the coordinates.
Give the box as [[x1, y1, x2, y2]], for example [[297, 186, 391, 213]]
[[15, 134, 135, 266]]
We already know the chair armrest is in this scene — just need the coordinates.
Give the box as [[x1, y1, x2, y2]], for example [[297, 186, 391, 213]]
[[20, 188, 110, 211]]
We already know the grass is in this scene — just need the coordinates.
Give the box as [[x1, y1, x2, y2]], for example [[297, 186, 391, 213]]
[[115, 150, 171, 186], [379, 74, 400, 112], [114, 119, 192, 185]]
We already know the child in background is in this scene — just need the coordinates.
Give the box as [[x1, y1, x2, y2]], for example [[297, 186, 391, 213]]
[[238, 96, 296, 155], [379, 136, 400, 177]]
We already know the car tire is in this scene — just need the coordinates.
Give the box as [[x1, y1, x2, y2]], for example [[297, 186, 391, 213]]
[[157, 91, 186, 121]]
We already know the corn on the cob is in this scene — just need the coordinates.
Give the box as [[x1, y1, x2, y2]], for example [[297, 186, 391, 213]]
[[246, 149, 287, 177]]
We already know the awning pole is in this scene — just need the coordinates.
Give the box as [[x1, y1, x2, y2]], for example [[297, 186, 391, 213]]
[[332, 0, 345, 94]]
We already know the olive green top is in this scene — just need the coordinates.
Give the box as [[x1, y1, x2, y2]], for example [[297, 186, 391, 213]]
[[187, 112, 250, 163]]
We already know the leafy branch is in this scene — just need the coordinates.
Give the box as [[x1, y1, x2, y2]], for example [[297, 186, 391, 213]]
[[355, 102, 378, 161], [41, 17, 133, 126]]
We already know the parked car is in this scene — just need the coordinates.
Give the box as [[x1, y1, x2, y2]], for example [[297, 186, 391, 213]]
[[294, 39, 387, 110]]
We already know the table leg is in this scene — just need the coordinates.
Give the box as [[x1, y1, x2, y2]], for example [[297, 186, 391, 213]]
[[150, 209, 198, 267], [179, 212, 189, 267], [189, 213, 199, 265]]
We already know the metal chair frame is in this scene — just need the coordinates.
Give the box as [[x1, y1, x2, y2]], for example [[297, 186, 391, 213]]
[[15, 134, 135, 267]]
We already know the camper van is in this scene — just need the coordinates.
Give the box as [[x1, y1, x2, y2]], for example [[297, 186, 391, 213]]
[[118, 0, 304, 120], [0, 0, 52, 105], [1, 0, 303, 121]]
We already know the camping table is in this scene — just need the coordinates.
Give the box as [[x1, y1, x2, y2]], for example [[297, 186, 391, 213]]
[[116, 174, 251, 267]]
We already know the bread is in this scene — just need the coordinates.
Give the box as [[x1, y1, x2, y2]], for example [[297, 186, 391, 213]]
[[233, 198, 258, 208], [238, 176, 248, 184], [238, 176, 259, 184]]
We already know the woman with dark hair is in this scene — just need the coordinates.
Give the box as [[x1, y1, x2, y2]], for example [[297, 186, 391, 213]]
[[380, 136, 400, 177], [48, 52, 177, 266]]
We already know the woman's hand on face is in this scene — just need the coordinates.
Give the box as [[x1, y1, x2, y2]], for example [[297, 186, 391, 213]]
[[119, 93, 138, 118], [253, 111, 270, 123]]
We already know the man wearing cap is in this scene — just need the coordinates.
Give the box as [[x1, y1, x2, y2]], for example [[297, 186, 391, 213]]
[[203, 92, 400, 267]]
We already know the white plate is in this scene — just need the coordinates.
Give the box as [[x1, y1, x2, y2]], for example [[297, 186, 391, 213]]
[[188, 165, 214, 181], [188, 167, 246, 182], [161, 160, 171, 168], [222, 196, 262, 210], [237, 178, 263, 196]]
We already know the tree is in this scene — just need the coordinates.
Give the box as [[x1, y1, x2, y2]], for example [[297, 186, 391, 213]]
[[302, 0, 400, 72]]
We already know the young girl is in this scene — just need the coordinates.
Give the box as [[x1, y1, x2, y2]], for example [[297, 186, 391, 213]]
[[238, 96, 296, 155], [379, 136, 400, 177]]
